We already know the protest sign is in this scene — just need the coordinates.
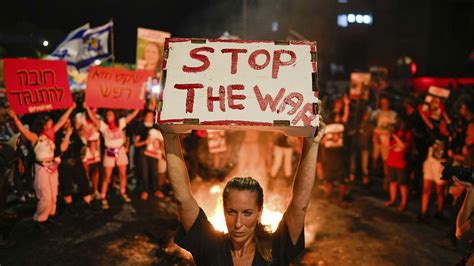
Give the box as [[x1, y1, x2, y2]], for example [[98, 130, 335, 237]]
[[323, 123, 344, 148], [422, 85, 451, 116], [85, 66, 150, 110], [4, 58, 73, 114], [136, 28, 170, 78], [427, 85, 450, 99], [156, 38, 320, 137], [350, 72, 371, 100]]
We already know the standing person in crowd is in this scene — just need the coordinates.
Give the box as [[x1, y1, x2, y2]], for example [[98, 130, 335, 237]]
[[161, 117, 325, 265], [371, 96, 397, 189], [0, 107, 18, 247], [462, 122, 474, 167], [457, 122, 474, 171], [453, 101, 474, 155], [270, 134, 294, 180], [402, 97, 429, 195], [420, 95, 452, 128], [442, 121, 474, 249], [134, 111, 166, 200], [182, 131, 200, 180], [451, 122, 474, 202], [7, 104, 76, 230], [13, 133, 35, 202], [330, 95, 350, 125], [454, 176, 474, 265], [83, 103, 139, 209], [320, 95, 350, 203], [418, 95, 452, 221], [452, 129, 474, 264], [384, 119, 412, 211], [349, 107, 374, 185], [0, 107, 24, 200], [56, 117, 96, 216], [419, 98, 453, 221], [76, 112, 102, 199], [320, 122, 347, 204]]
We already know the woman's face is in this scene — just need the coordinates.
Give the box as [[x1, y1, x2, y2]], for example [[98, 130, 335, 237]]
[[430, 97, 441, 109], [106, 111, 115, 123], [224, 190, 262, 246], [43, 119, 53, 131], [144, 43, 160, 68]]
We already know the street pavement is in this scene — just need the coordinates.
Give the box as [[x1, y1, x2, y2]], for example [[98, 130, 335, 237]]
[[0, 176, 469, 265]]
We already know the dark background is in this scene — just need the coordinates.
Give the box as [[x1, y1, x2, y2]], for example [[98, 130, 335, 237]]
[[1, 0, 473, 79]]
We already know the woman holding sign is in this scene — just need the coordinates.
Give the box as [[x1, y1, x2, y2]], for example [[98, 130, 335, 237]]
[[7, 104, 76, 231], [160, 118, 325, 265], [84, 104, 139, 209]]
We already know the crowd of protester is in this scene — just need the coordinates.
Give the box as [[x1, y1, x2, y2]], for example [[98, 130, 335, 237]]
[[318, 81, 474, 232], [0, 80, 473, 249]]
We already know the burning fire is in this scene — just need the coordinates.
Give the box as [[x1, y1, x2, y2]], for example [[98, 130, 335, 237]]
[[207, 185, 284, 233]]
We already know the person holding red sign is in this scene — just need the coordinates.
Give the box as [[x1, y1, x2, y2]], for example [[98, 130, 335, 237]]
[[161, 119, 325, 265], [83, 104, 139, 209], [7, 103, 76, 231]]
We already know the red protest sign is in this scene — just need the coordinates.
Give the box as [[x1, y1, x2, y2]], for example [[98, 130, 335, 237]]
[[4, 58, 73, 114], [85, 66, 151, 110], [156, 38, 320, 137]]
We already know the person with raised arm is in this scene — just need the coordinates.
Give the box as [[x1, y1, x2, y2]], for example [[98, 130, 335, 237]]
[[7, 103, 76, 231], [83, 103, 139, 209], [162, 118, 325, 265]]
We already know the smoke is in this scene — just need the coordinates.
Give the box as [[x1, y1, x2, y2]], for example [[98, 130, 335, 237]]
[[177, 0, 290, 40]]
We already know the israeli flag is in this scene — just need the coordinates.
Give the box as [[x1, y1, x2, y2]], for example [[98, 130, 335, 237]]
[[47, 23, 90, 63], [75, 21, 113, 70], [48, 21, 113, 70]]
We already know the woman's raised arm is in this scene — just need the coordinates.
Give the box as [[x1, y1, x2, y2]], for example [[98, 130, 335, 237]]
[[162, 132, 200, 232], [54, 102, 76, 132], [83, 102, 100, 128], [285, 118, 325, 245], [125, 109, 140, 125], [7, 109, 38, 145]]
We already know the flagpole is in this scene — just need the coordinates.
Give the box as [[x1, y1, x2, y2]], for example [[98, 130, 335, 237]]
[[110, 19, 115, 66]]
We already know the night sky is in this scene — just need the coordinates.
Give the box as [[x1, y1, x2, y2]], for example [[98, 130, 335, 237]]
[[1, 0, 473, 76], [1, 0, 244, 62]]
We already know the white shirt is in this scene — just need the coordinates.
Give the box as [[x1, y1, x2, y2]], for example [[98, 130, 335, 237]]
[[99, 118, 127, 148], [34, 135, 55, 161]]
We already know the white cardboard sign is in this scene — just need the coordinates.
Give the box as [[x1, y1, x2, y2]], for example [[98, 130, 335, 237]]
[[156, 38, 319, 136], [428, 85, 450, 99]]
